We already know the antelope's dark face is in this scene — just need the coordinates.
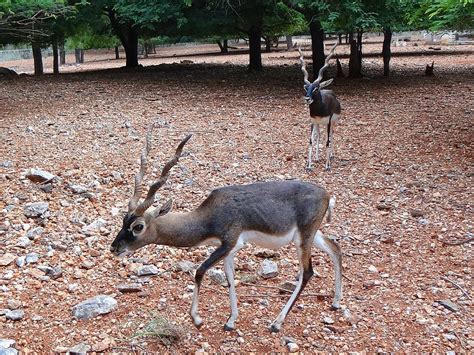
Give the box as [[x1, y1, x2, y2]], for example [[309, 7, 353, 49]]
[[303, 79, 334, 105], [303, 83, 319, 105], [110, 213, 151, 257], [110, 200, 173, 257]]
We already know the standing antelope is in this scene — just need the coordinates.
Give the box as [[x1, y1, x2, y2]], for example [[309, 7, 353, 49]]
[[111, 124, 342, 332], [298, 43, 341, 171]]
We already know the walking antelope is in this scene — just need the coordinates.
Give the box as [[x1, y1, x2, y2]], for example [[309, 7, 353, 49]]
[[298, 43, 341, 171], [111, 124, 342, 332]]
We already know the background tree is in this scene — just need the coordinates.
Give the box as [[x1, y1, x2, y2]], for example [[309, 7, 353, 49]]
[[290, 0, 332, 80], [364, 0, 408, 76], [324, 0, 377, 78], [0, 0, 75, 75], [209, 0, 304, 71]]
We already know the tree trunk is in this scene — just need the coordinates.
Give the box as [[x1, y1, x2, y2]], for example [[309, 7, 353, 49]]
[[217, 39, 228, 53], [348, 32, 362, 78], [123, 27, 139, 68], [59, 42, 66, 65], [425, 61, 434, 76], [52, 40, 59, 74], [32, 43, 43, 75], [336, 57, 344, 78], [115, 46, 120, 59], [248, 25, 262, 71], [286, 36, 293, 51], [357, 30, 363, 69], [382, 27, 392, 76], [309, 20, 325, 81], [75, 48, 84, 63], [143, 42, 149, 58], [338, 33, 342, 44], [107, 8, 139, 68], [264, 37, 271, 52]]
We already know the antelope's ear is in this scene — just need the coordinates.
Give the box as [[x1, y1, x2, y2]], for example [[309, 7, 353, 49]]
[[319, 79, 334, 88], [154, 199, 173, 217]]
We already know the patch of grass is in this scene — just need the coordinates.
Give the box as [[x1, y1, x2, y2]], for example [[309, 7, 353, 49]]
[[132, 313, 186, 347]]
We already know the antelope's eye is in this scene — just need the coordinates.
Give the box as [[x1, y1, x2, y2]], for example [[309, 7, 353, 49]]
[[133, 224, 144, 232]]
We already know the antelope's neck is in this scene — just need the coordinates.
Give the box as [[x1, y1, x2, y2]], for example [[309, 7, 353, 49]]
[[309, 91, 327, 117], [154, 211, 210, 248]]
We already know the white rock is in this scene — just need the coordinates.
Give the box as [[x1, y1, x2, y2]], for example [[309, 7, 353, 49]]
[[23, 202, 49, 218], [25, 227, 44, 240], [259, 259, 278, 279], [2, 270, 14, 280], [82, 218, 107, 236], [69, 184, 89, 194], [67, 342, 91, 355], [72, 295, 117, 320], [5, 309, 24, 321], [136, 265, 159, 276], [323, 316, 334, 324], [0, 339, 16, 348], [25, 168, 56, 183], [287, 342, 299, 352], [208, 269, 227, 285], [368, 265, 378, 273], [0, 253, 16, 266], [16, 237, 31, 248]]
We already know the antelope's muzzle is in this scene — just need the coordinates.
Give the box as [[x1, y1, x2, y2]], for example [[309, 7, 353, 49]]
[[110, 228, 132, 255]]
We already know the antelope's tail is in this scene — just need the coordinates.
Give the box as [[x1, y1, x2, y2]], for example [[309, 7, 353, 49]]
[[326, 196, 336, 223]]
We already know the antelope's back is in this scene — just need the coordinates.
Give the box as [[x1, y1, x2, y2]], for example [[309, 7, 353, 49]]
[[198, 181, 330, 234]]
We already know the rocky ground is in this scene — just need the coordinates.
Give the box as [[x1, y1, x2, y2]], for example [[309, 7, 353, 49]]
[[0, 41, 473, 353]]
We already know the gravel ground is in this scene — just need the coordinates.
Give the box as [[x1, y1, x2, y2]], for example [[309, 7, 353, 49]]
[[0, 41, 472, 353]]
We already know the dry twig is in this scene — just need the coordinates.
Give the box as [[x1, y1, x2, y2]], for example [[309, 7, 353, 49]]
[[441, 237, 473, 246], [442, 276, 472, 300]]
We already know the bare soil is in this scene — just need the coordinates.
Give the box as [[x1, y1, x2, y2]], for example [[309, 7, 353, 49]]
[[0, 41, 473, 353]]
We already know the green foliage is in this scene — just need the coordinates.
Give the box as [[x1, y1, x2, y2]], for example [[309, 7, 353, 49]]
[[323, 1, 378, 33], [0, 0, 76, 43], [66, 29, 119, 49], [112, 0, 191, 32], [405, 0, 473, 31], [264, 2, 306, 36], [289, 0, 332, 21], [425, 0, 474, 30]]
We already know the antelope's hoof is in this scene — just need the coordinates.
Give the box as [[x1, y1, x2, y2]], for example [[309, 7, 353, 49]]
[[270, 323, 281, 333], [193, 317, 203, 329], [305, 166, 313, 173], [224, 324, 234, 332], [331, 303, 341, 311], [325, 166, 331, 172]]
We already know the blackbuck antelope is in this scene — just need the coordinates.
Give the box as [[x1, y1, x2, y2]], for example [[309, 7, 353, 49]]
[[111, 125, 342, 332], [298, 43, 341, 171]]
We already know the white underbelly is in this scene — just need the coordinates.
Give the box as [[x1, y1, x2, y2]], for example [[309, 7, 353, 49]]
[[311, 114, 340, 125], [237, 227, 299, 251], [192, 227, 300, 253]]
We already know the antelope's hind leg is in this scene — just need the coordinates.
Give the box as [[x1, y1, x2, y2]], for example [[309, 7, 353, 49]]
[[223, 254, 238, 331], [270, 235, 314, 332], [313, 230, 342, 309]]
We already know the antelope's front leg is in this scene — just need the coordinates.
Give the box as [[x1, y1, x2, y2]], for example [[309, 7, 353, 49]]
[[314, 124, 321, 162], [190, 243, 231, 328], [306, 124, 316, 171], [223, 255, 238, 330], [325, 124, 332, 171]]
